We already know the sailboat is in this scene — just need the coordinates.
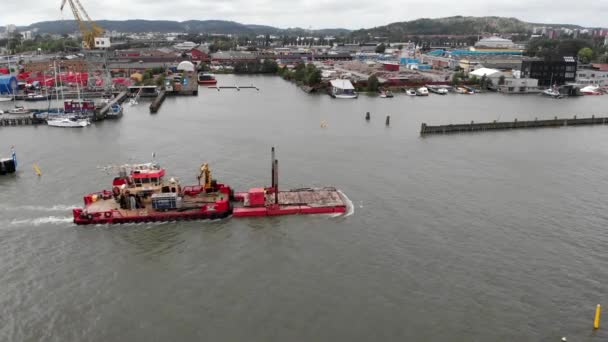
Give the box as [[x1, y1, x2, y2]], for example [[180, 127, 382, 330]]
[[542, 73, 562, 98]]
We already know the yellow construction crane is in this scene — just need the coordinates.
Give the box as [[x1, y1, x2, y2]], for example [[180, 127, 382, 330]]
[[197, 163, 213, 190], [60, 0, 104, 49]]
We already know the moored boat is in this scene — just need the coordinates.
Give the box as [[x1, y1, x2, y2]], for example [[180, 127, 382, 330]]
[[329, 79, 358, 99], [197, 72, 217, 85], [580, 85, 603, 95], [405, 89, 416, 96], [106, 103, 123, 119], [7, 106, 31, 115], [415, 87, 429, 96], [0, 96, 12, 102], [379, 90, 394, 98], [24, 93, 49, 102], [47, 116, 90, 127], [427, 85, 448, 95], [542, 87, 563, 98], [0, 147, 17, 176]]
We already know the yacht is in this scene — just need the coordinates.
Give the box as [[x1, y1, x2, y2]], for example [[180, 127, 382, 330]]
[[542, 88, 562, 98], [7, 106, 31, 115], [405, 89, 416, 96], [379, 90, 394, 98], [415, 87, 429, 96], [47, 116, 90, 128], [0, 96, 12, 102]]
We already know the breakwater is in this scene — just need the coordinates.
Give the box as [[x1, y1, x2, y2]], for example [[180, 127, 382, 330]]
[[421, 115, 608, 135]]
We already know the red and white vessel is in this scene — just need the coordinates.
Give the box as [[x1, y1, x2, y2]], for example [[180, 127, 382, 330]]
[[73, 148, 349, 225], [197, 72, 217, 85], [580, 85, 603, 95]]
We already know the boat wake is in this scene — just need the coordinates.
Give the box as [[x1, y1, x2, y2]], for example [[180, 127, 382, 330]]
[[0, 204, 78, 212], [9, 216, 74, 226], [337, 190, 355, 218]]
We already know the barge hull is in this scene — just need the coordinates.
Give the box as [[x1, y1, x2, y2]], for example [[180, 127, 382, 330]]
[[232, 188, 347, 217]]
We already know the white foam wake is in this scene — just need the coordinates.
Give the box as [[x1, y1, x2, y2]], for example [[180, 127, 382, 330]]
[[337, 190, 355, 218], [0, 205, 78, 212], [9, 216, 74, 226]]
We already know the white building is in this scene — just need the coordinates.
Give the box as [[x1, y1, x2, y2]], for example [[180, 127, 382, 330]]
[[499, 78, 540, 94], [6, 24, 16, 34], [21, 31, 33, 40], [173, 41, 198, 50], [470, 68, 504, 83], [576, 69, 608, 86], [474, 36, 516, 49]]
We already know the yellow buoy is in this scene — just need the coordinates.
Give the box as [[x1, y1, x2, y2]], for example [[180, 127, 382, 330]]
[[33, 164, 42, 176], [594, 304, 601, 329]]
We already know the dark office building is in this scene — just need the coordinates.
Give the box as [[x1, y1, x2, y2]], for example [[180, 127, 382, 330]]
[[521, 56, 577, 86]]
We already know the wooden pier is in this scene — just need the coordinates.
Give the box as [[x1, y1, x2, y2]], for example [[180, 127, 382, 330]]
[[98, 91, 128, 117], [149, 90, 166, 114], [420, 116, 608, 136], [208, 85, 259, 91], [0, 117, 41, 126]]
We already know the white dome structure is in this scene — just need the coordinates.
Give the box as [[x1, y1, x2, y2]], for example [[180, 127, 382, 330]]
[[177, 61, 195, 72]]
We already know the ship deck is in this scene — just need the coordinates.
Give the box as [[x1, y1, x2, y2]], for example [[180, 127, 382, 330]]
[[233, 188, 347, 217], [85, 191, 228, 217]]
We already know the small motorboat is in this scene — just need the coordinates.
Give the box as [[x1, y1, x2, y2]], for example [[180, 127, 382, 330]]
[[47, 116, 90, 128], [427, 85, 449, 95], [379, 90, 394, 98], [415, 87, 429, 96], [580, 85, 603, 95], [0, 96, 12, 102], [542, 88, 562, 98], [198, 72, 217, 85], [7, 106, 31, 115], [405, 89, 416, 96], [455, 87, 471, 94], [24, 93, 49, 102]]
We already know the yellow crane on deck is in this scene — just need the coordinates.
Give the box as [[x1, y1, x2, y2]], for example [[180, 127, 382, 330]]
[[197, 163, 214, 191], [60, 0, 104, 49]]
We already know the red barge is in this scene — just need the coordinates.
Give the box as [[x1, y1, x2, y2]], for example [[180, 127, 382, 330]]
[[73, 148, 348, 225]]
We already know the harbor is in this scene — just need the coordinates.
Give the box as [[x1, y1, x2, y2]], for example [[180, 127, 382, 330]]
[[1, 75, 607, 342]]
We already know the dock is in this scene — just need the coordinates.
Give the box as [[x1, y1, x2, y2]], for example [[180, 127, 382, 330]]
[[98, 91, 128, 117], [149, 90, 166, 114], [420, 116, 608, 136], [0, 117, 41, 126], [207, 85, 259, 91]]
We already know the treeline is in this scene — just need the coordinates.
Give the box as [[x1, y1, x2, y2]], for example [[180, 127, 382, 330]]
[[233, 59, 279, 74], [525, 38, 608, 63], [1, 34, 81, 53], [277, 63, 321, 86]]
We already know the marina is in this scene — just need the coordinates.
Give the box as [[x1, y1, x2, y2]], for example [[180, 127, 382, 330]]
[[1, 74, 607, 342]]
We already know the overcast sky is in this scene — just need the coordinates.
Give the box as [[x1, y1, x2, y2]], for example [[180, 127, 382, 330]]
[[1, 0, 606, 29]]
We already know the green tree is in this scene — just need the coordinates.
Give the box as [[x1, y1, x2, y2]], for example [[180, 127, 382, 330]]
[[155, 74, 166, 87], [294, 63, 306, 82], [578, 47, 593, 64], [261, 59, 278, 73], [367, 75, 379, 91], [375, 43, 386, 54], [304, 65, 321, 85], [498, 75, 506, 85], [451, 71, 464, 86]]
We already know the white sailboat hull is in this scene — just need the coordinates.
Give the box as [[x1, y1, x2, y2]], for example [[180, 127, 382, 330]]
[[47, 118, 90, 127]]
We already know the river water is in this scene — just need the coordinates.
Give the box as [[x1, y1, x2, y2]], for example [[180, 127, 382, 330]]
[[1, 75, 607, 341]]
